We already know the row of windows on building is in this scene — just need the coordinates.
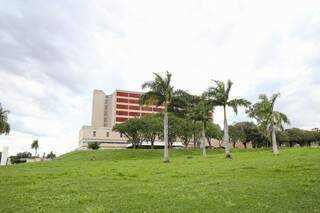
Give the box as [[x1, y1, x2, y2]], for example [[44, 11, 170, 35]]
[[92, 131, 122, 138]]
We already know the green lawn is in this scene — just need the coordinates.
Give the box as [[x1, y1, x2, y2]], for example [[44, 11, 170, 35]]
[[0, 148, 319, 213]]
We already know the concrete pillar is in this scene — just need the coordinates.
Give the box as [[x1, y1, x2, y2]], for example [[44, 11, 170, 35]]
[[1, 146, 8, 166]]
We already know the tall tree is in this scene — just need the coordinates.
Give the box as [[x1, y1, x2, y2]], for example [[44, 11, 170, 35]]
[[168, 90, 201, 148], [31, 140, 39, 157], [247, 93, 290, 155], [0, 103, 10, 136], [191, 99, 213, 156], [140, 71, 173, 162], [206, 80, 250, 158]]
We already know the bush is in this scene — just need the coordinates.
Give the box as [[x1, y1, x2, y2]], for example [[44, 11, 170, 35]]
[[9, 152, 32, 164], [88, 142, 100, 150], [46, 151, 56, 159]]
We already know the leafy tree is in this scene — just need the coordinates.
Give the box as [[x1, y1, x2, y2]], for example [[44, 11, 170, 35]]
[[302, 130, 316, 146], [113, 118, 144, 149], [229, 125, 246, 148], [17, 152, 32, 158], [234, 122, 254, 148], [314, 130, 320, 145], [276, 131, 290, 147], [168, 90, 200, 118], [140, 114, 162, 149], [285, 128, 303, 147], [284, 128, 320, 147], [233, 122, 268, 148], [247, 93, 290, 155], [205, 122, 223, 148], [249, 128, 269, 148], [168, 90, 201, 148], [88, 142, 100, 150], [206, 80, 250, 158], [31, 140, 39, 157], [0, 103, 10, 136], [140, 71, 173, 162], [174, 117, 194, 148], [46, 151, 56, 159], [10, 152, 32, 164]]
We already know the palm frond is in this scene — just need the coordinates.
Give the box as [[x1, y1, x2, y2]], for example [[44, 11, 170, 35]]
[[225, 80, 233, 100], [140, 91, 164, 106], [273, 111, 290, 126], [227, 98, 251, 114], [206, 80, 228, 106], [270, 93, 280, 111], [258, 94, 268, 101], [5, 123, 10, 135], [141, 81, 154, 90], [141, 71, 174, 107]]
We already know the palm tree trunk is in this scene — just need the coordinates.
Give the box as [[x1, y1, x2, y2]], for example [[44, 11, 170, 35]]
[[151, 136, 155, 149], [193, 120, 196, 149], [271, 123, 279, 155], [201, 122, 206, 157], [223, 106, 231, 158], [163, 103, 169, 162], [207, 138, 212, 149]]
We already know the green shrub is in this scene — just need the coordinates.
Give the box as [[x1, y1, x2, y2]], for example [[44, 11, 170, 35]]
[[88, 142, 100, 150], [9, 152, 32, 164], [46, 151, 56, 159]]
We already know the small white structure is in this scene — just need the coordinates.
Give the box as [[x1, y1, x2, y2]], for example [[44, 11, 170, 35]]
[[1, 146, 9, 166], [26, 158, 42, 163]]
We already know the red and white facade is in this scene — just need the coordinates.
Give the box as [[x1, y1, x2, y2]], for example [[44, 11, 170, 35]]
[[115, 91, 163, 123]]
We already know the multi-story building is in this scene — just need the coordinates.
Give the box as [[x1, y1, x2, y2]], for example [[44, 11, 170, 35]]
[[79, 89, 164, 148], [79, 89, 253, 149]]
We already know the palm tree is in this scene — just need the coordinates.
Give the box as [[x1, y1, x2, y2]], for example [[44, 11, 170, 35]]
[[0, 103, 10, 136], [140, 71, 173, 162], [191, 99, 213, 157], [206, 80, 250, 158], [247, 93, 290, 155], [31, 140, 39, 157]]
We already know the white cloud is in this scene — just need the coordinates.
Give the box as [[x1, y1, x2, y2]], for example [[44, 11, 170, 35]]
[[0, 0, 320, 155]]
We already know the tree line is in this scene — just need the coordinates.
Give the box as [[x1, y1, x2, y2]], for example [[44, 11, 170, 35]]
[[113, 116, 320, 151], [112, 71, 318, 162]]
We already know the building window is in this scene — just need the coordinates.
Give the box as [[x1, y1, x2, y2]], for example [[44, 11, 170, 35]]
[[106, 132, 109, 137], [93, 131, 96, 137]]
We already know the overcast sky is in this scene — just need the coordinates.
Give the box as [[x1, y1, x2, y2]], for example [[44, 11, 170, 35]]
[[1, 0, 320, 156]]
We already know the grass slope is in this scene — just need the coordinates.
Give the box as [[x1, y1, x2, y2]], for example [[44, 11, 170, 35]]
[[0, 148, 319, 212]]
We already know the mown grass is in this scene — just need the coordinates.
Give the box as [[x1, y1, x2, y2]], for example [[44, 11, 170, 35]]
[[0, 148, 319, 212]]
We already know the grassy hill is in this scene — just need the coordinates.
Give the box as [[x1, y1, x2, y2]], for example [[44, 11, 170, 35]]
[[0, 148, 319, 212]]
